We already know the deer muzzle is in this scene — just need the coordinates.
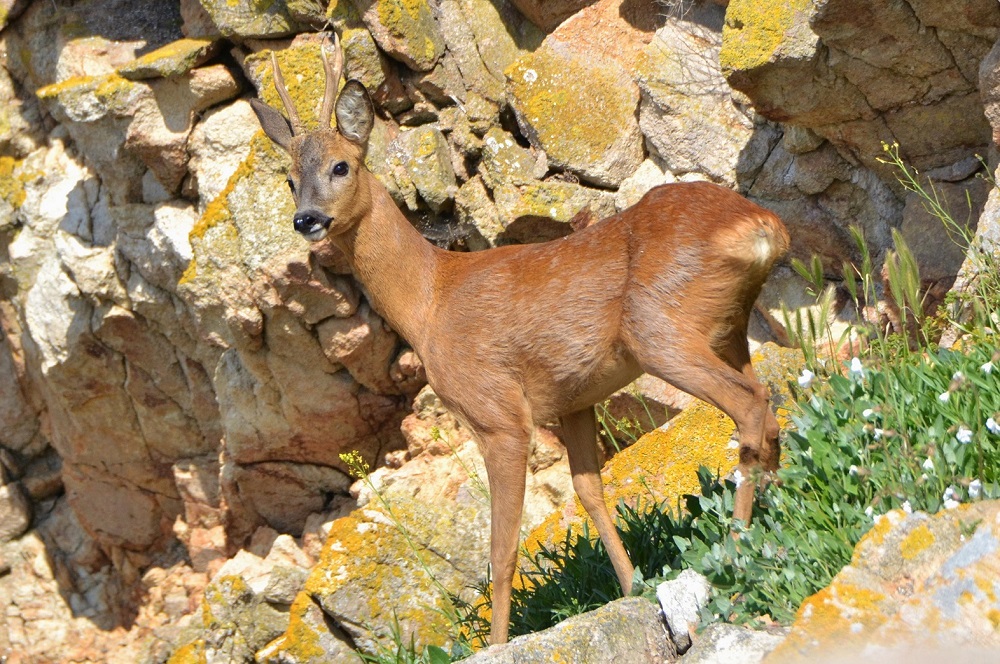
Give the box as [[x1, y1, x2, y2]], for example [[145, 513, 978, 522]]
[[293, 210, 332, 241]]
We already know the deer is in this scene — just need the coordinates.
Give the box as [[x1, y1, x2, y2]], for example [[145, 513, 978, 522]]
[[249, 33, 790, 646]]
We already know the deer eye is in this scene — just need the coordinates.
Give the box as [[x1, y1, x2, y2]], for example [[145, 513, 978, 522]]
[[286, 178, 296, 193], [332, 161, 349, 177]]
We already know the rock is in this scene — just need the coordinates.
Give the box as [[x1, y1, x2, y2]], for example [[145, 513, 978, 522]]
[[767, 501, 1000, 661], [117, 37, 220, 80], [0, 480, 31, 541], [186, 100, 259, 211], [197, 0, 299, 39], [600, 374, 693, 449], [478, 127, 547, 190], [201, 575, 290, 663], [456, 176, 504, 248], [506, 39, 644, 187], [493, 180, 616, 244], [461, 597, 675, 663], [683, 623, 788, 664], [656, 569, 711, 653], [637, 10, 755, 185], [507, 0, 596, 32], [899, 175, 991, 285], [352, 0, 445, 72], [721, 0, 997, 177], [397, 125, 459, 212], [614, 159, 676, 212], [255, 593, 357, 663], [316, 303, 400, 393]]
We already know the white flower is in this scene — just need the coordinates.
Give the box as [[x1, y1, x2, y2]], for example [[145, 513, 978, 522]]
[[733, 469, 746, 488], [922, 457, 935, 471], [952, 370, 965, 381], [727, 438, 739, 449], [921, 473, 928, 481], [849, 357, 865, 377], [982, 361, 994, 375], [956, 425, 973, 445], [902, 500, 912, 514], [797, 368, 815, 389], [969, 479, 982, 499], [944, 499, 961, 510], [862, 408, 874, 419], [938, 392, 951, 403], [864, 505, 874, 518], [873, 428, 884, 440], [943, 486, 958, 502], [987, 417, 1000, 435], [849, 465, 858, 476]]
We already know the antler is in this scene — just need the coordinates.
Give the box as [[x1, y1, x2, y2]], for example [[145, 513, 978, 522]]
[[319, 31, 344, 130], [270, 50, 304, 135]]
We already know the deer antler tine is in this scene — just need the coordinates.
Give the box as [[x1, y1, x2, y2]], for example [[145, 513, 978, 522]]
[[270, 50, 304, 135], [319, 31, 343, 130]]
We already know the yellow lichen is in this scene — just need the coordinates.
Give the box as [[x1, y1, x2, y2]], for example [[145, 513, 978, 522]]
[[719, 0, 813, 74], [0, 156, 27, 209], [900, 524, 935, 560], [117, 37, 217, 79], [165, 639, 207, 664], [505, 49, 635, 168], [772, 583, 887, 661], [247, 44, 332, 130]]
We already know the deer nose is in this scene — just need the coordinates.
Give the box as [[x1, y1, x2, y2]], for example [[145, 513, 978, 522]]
[[293, 212, 318, 234]]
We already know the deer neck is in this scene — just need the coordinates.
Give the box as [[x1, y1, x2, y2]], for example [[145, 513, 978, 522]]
[[331, 173, 440, 353]]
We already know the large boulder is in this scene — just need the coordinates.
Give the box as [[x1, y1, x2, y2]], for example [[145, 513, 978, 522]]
[[506, 39, 644, 187], [462, 597, 676, 663], [767, 501, 1000, 661]]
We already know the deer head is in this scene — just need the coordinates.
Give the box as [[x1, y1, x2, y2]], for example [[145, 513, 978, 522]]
[[249, 33, 375, 242]]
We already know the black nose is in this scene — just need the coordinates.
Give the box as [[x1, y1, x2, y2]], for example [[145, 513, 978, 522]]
[[293, 213, 318, 234]]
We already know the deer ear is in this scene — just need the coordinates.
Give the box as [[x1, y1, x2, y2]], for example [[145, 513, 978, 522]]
[[250, 98, 293, 152], [335, 80, 374, 145]]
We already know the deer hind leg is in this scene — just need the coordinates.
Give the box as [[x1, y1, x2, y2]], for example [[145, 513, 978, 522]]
[[560, 407, 634, 595], [633, 340, 772, 524], [476, 425, 530, 645], [718, 331, 781, 474]]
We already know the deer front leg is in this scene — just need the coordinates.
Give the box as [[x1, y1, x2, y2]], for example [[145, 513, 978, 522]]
[[560, 407, 634, 595], [478, 429, 530, 645]]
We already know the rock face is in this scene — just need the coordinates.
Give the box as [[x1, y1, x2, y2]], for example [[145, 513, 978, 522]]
[[767, 501, 1000, 662], [1, 0, 1000, 662]]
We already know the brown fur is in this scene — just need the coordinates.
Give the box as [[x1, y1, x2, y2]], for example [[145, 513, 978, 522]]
[[251, 50, 790, 645]]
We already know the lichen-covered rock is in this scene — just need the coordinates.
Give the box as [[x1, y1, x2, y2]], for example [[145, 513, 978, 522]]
[[637, 9, 755, 185], [117, 37, 220, 80], [478, 127, 547, 190], [721, 0, 997, 176], [186, 100, 259, 211], [461, 597, 675, 663], [492, 180, 616, 244], [767, 501, 1000, 662], [352, 0, 445, 72], [506, 39, 643, 187], [684, 623, 788, 664], [197, 0, 299, 39], [397, 125, 458, 212]]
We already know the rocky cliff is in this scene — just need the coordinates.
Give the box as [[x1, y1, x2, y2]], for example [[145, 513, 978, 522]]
[[1, 0, 999, 661]]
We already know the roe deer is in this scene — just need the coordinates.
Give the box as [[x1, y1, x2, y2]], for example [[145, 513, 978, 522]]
[[250, 33, 790, 645]]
